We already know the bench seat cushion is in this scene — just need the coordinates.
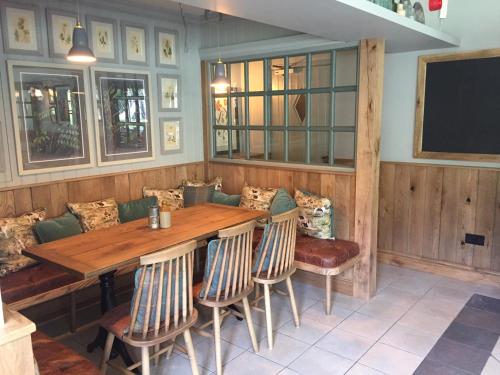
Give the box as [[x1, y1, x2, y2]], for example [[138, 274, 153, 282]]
[[32, 331, 100, 375], [253, 228, 359, 269], [0, 263, 79, 304]]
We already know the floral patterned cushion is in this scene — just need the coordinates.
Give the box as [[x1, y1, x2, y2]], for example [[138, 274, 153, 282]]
[[67, 198, 119, 232], [239, 185, 277, 225], [294, 190, 334, 240], [181, 176, 222, 191], [0, 209, 46, 277], [143, 187, 184, 210]]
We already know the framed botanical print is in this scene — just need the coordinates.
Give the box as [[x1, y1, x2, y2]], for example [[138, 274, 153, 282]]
[[7, 61, 94, 175], [91, 68, 154, 165], [47, 9, 77, 58], [87, 16, 118, 63], [160, 118, 182, 154], [1, 3, 42, 55], [122, 23, 148, 65], [155, 27, 178, 67], [158, 74, 180, 111]]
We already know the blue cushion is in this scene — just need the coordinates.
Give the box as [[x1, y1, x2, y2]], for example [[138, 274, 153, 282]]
[[252, 223, 281, 274], [270, 188, 297, 216], [199, 238, 236, 298], [130, 263, 182, 332], [118, 196, 157, 223], [34, 212, 82, 243], [211, 191, 241, 206]]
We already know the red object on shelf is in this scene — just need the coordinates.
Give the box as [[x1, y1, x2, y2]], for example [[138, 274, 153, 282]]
[[429, 0, 443, 11]]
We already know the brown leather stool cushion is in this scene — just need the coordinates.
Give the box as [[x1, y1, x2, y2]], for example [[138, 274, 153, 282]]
[[0, 263, 80, 304], [253, 228, 359, 269], [32, 331, 100, 375]]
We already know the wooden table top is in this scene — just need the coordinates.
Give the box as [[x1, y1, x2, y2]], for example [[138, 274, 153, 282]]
[[24, 203, 266, 280]]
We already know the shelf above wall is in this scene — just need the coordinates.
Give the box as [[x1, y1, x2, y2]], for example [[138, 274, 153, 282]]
[[178, 0, 460, 52]]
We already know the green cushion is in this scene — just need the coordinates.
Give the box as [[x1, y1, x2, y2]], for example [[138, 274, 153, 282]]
[[211, 191, 241, 206], [270, 188, 297, 216], [34, 212, 82, 243], [252, 222, 281, 274], [199, 238, 234, 298], [118, 196, 157, 223]]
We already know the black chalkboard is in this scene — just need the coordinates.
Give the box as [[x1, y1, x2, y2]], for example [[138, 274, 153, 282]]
[[421, 56, 500, 155]]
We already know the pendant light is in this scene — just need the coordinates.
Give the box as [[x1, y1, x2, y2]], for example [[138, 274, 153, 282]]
[[210, 13, 229, 92], [66, 0, 96, 63]]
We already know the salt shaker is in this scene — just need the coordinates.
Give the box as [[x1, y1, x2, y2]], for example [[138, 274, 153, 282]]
[[148, 205, 160, 229]]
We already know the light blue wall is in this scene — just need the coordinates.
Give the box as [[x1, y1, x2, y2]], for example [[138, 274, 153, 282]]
[[0, 0, 205, 187], [381, 0, 500, 168]]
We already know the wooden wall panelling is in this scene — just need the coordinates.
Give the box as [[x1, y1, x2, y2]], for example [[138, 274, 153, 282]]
[[113, 174, 131, 203], [473, 170, 497, 270], [30, 186, 52, 215], [421, 166, 443, 260], [408, 165, 427, 257], [0, 190, 15, 217], [392, 164, 411, 255], [128, 171, 144, 200], [48, 183, 69, 217], [334, 174, 351, 241], [13, 189, 33, 215], [438, 167, 460, 263], [492, 177, 500, 272], [455, 168, 478, 266], [378, 163, 395, 251], [353, 38, 385, 299]]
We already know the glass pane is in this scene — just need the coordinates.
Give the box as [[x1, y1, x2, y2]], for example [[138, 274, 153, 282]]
[[232, 130, 247, 159], [231, 97, 246, 126], [310, 93, 331, 127], [288, 55, 306, 90], [214, 97, 228, 126], [230, 62, 245, 92], [270, 58, 285, 91], [248, 60, 264, 91], [288, 131, 306, 163], [311, 52, 332, 88], [334, 131, 355, 167], [268, 131, 284, 161], [249, 130, 265, 160], [214, 129, 229, 157], [271, 95, 284, 126], [334, 92, 356, 126], [310, 131, 330, 164], [335, 49, 358, 87], [289, 94, 306, 126], [248, 96, 264, 125]]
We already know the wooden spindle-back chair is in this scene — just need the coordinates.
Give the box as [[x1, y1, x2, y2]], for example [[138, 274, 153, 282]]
[[195, 220, 259, 375], [99, 240, 199, 375], [252, 208, 300, 349]]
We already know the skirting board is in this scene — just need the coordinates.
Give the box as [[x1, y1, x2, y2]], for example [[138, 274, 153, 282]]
[[378, 250, 500, 287]]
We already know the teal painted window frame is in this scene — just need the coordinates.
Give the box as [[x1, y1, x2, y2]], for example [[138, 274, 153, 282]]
[[208, 46, 359, 168]]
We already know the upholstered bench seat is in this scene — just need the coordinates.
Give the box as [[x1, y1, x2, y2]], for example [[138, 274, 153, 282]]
[[253, 228, 360, 314], [0, 263, 79, 308], [32, 331, 100, 375]]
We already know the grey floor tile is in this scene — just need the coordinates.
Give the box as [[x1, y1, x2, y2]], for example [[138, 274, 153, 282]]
[[467, 294, 500, 315], [443, 322, 498, 352], [426, 338, 491, 374], [414, 359, 476, 375], [455, 307, 500, 335]]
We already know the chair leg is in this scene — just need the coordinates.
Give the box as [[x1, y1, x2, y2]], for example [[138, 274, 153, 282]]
[[254, 283, 260, 304], [263, 284, 273, 350], [242, 296, 259, 353], [213, 306, 222, 375], [69, 292, 77, 333], [141, 346, 150, 375], [99, 332, 115, 374], [286, 277, 300, 327], [154, 343, 160, 366], [183, 329, 199, 375], [325, 274, 332, 315]]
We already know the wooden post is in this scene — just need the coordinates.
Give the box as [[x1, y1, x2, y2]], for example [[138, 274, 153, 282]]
[[201, 61, 211, 180], [353, 39, 385, 300]]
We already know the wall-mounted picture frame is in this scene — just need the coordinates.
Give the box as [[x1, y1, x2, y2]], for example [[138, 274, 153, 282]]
[[160, 118, 182, 154], [1, 3, 43, 56], [121, 22, 148, 65], [158, 74, 180, 111], [155, 27, 178, 67], [7, 61, 94, 175], [91, 67, 154, 166], [46, 9, 78, 58], [87, 16, 119, 63]]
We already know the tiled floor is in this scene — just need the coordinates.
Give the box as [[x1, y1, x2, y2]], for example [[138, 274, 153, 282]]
[[41, 264, 500, 375]]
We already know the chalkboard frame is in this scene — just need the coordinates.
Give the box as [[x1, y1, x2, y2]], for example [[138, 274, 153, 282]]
[[413, 48, 500, 162]]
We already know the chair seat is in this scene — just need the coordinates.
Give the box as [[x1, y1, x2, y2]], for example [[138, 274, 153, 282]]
[[32, 331, 100, 375], [0, 263, 80, 304], [253, 228, 360, 269], [100, 303, 132, 339]]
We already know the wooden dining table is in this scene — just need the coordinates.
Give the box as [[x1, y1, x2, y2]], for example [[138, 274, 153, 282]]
[[24, 203, 267, 366]]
